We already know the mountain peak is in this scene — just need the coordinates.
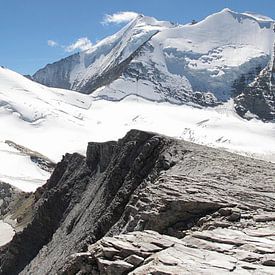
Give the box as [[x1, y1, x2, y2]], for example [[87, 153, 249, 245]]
[[221, 7, 233, 13], [202, 8, 274, 26], [32, 8, 275, 121], [129, 13, 174, 31], [211, 8, 274, 29]]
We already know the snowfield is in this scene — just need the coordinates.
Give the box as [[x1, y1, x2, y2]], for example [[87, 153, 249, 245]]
[[0, 220, 14, 247], [0, 67, 275, 192]]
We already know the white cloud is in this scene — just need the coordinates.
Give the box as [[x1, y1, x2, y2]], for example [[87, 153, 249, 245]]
[[65, 37, 93, 52], [47, 40, 58, 47], [102, 11, 138, 25]]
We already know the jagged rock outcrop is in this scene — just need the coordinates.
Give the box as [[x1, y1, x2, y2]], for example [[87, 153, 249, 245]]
[[5, 140, 55, 173], [0, 182, 18, 217], [0, 181, 35, 231], [0, 129, 274, 274], [234, 66, 275, 121], [33, 53, 80, 90]]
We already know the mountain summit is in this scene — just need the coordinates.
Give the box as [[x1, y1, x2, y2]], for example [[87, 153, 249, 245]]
[[32, 9, 275, 120]]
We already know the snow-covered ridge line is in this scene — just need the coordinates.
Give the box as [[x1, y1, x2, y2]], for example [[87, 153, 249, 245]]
[[32, 8, 275, 110], [208, 8, 274, 27]]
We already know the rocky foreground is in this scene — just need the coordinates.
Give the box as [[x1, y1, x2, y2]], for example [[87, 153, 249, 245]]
[[0, 129, 274, 274]]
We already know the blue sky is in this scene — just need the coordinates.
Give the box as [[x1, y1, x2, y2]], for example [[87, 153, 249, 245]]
[[1, 0, 275, 75]]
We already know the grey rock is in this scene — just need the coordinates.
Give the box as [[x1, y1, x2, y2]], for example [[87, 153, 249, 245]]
[[227, 210, 241, 222], [262, 255, 275, 266], [253, 214, 275, 222], [0, 130, 274, 274], [218, 207, 233, 217], [101, 259, 134, 275], [72, 229, 275, 274], [234, 66, 275, 121], [125, 255, 144, 266]]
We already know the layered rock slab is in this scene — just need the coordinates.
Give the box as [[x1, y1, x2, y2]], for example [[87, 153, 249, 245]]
[[64, 228, 275, 274], [0, 129, 274, 274]]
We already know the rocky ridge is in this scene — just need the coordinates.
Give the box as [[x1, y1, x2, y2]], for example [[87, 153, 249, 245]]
[[234, 58, 275, 121], [0, 130, 274, 274]]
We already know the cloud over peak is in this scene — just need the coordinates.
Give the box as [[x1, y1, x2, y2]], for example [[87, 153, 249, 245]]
[[47, 11, 139, 53], [102, 11, 138, 25], [47, 40, 58, 47], [65, 37, 93, 52], [47, 37, 93, 53]]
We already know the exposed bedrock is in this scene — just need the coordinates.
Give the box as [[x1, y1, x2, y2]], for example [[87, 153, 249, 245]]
[[0, 129, 274, 274]]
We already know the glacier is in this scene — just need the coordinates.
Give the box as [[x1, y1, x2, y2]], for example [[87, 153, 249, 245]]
[[1, 66, 275, 191], [0, 9, 275, 191]]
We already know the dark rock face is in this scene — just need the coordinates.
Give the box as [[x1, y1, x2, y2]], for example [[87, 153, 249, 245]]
[[234, 66, 275, 121], [0, 130, 167, 274], [0, 182, 18, 217], [33, 53, 80, 90], [86, 141, 116, 172], [0, 130, 274, 274], [0, 153, 89, 275]]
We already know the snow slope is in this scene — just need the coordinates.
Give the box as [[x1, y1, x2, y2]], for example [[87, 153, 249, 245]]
[[33, 15, 173, 93], [1, 67, 275, 192], [0, 67, 91, 191], [0, 220, 14, 247], [93, 9, 275, 103], [33, 9, 275, 106]]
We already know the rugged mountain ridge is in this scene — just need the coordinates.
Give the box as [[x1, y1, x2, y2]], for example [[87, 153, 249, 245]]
[[32, 9, 275, 120], [234, 66, 275, 120], [33, 15, 172, 93], [0, 130, 274, 274]]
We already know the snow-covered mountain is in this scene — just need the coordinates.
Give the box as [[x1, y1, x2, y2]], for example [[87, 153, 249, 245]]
[[33, 9, 275, 120], [0, 67, 91, 191], [1, 65, 275, 192]]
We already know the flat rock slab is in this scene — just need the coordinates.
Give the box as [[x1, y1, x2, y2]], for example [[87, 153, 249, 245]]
[[78, 229, 275, 274]]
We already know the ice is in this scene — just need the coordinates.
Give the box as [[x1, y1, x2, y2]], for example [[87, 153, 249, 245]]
[[0, 220, 14, 247]]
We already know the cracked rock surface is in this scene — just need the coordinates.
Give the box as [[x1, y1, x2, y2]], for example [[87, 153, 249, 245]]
[[0, 129, 274, 274], [68, 228, 275, 274]]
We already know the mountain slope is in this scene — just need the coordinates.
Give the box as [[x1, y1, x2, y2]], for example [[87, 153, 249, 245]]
[[33, 15, 173, 93], [0, 67, 91, 191], [32, 9, 275, 119]]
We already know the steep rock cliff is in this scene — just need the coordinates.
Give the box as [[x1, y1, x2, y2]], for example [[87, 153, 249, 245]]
[[0, 130, 274, 274]]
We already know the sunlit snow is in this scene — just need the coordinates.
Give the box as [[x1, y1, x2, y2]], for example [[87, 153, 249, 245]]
[[0, 67, 274, 192], [0, 220, 14, 247]]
